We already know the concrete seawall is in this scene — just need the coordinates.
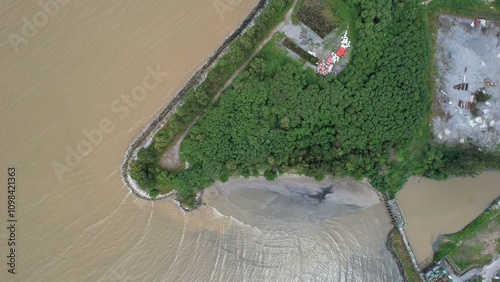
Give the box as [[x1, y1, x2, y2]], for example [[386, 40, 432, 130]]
[[399, 228, 426, 281], [385, 198, 426, 281]]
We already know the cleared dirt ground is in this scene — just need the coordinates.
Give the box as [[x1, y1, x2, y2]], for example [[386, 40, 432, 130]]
[[280, 23, 350, 75], [434, 15, 500, 150]]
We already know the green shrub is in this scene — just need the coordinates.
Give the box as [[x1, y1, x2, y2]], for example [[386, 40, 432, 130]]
[[476, 91, 491, 103], [148, 189, 159, 199], [264, 170, 278, 181]]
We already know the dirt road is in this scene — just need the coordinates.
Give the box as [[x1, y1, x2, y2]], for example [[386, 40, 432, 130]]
[[160, 0, 299, 168]]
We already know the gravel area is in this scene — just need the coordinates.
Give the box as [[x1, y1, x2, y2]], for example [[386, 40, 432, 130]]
[[433, 15, 500, 149], [280, 22, 350, 74]]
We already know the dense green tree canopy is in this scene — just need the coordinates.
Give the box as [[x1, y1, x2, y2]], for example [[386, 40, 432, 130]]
[[176, 0, 432, 197]]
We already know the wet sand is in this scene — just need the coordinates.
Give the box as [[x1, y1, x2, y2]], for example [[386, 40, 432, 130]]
[[204, 176, 383, 221]]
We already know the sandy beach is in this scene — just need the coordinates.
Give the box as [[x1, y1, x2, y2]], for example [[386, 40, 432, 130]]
[[204, 176, 383, 220]]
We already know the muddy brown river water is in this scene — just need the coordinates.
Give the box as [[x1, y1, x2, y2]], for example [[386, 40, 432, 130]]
[[398, 171, 500, 262], [0, 1, 404, 281]]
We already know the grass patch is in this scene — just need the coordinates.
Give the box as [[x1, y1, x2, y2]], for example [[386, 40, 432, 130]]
[[407, 114, 433, 160], [291, 0, 306, 24], [257, 34, 292, 78], [157, 184, 174, 195], [297, 0, 337, 37], [328, 0, 356, 39], [435, 198, 500, 271], [390, 229, 422, 282], [429, 0, 490, 10], [427, 0, 500, 19]]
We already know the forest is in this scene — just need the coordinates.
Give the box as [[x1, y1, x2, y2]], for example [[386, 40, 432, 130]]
[[176, 0, 433, 205], [130, 0, 500, 207]]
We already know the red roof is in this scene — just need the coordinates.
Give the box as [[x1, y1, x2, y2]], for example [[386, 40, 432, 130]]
[[336, 47, 347, 57]]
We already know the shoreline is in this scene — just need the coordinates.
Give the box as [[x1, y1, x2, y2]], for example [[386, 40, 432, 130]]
[[204, 175, 384, 208], [120, 0, 268, 201], [386, 229, 416, 282], [433, 196, 500, 272]]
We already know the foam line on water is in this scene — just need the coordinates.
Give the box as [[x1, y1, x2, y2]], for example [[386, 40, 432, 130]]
[[164, 215, 187, 275], [209, 236, 222, 282]]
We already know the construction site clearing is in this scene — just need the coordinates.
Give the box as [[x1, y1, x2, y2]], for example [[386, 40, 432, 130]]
[[308, 29, 350, 76], [280, 20, 350, 76], [434, 15, 500, 150]]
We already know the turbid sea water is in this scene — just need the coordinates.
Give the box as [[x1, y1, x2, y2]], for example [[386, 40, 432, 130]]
[[0, 1, 404, 281]]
